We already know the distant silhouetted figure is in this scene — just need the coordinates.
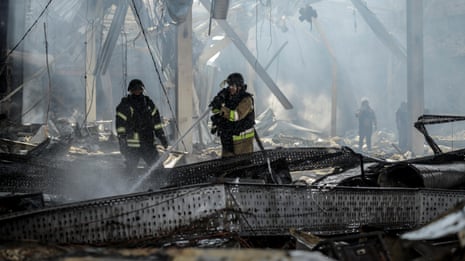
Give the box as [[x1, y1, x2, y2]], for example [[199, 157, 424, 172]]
[[396, 101, 409, 151], [356, 99, 377, 151]]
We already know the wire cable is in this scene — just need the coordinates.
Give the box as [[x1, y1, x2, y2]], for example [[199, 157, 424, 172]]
[[0, 0, 53, 76], [43, 23, 52, 128], [131, 0, 186, 150]]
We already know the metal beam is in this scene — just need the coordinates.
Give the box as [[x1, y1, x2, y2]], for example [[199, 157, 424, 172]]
[[95, 2, 129, 75], [199, 0, 293, 110], [176, 5, 194, 153], [1, 183, 464, 244], [407, 0, 424, 156], [0, 0, 9, 95], [198, 37, 231, 65], [350, 0, 406, 60], [129, 0, 154, 28], [84, 1, 104, 125], [264, 41, 288, 70]]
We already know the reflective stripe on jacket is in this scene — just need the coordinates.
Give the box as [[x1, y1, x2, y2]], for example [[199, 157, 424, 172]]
[[220, 94, 255, 135], [115, 95, 165, 147], [232, 127, 255, 141]]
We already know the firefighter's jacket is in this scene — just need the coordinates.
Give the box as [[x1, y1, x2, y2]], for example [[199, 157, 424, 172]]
[[116, 94, 166, 148], [211, 91, 255, 156]]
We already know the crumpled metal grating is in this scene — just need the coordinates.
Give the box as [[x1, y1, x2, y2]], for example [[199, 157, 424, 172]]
[[151, 147, 361, 190], [0, 147, 361, 194], [1, 184, 464, 245], [225, 186, 421, 235], [2, 185, 228, 244]]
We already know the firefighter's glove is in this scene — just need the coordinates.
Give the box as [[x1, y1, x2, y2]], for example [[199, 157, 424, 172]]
[[159, 135, 168, 149], [209, 88, 228, 110], [210, 114, 222, 135], [209, 96, 224, 111], [217, 87, 228, 100], [118, 135, 128, 154], [211, 125, 218, 135]]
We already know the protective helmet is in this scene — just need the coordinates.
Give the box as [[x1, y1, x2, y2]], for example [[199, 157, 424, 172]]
[[361, 98, 369, 106], [128, 79, 144, 91], [226, 73, 244, 87]]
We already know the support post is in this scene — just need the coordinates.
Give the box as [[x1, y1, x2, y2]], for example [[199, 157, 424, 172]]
[[176, 5, 193, 153], [85, 2, 104, 125], [407, 0, 424, 156]]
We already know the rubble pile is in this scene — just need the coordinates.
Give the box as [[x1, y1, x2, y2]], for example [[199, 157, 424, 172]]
[[1, 114, 465, 260]]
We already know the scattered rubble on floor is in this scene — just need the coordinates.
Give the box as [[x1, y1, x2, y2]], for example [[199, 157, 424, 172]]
[[2, 115, 465, 260]]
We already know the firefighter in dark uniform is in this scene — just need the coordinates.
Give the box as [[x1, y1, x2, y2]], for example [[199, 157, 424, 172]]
[[116, 79, 168, 173], [209, 73, 255, 158], [356, 99, 377, 151]]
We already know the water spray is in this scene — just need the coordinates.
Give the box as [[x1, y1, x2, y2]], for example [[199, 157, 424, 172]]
[[129, 108, 211, 192]]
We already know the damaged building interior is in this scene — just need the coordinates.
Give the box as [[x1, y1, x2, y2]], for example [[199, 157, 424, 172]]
[[2, 0, 465, 260]]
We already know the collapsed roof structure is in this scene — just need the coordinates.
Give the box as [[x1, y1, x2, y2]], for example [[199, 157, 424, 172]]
[[2, 0, 465, 151], [1, 114, 465, 260], [2, 0, 465, 260]]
